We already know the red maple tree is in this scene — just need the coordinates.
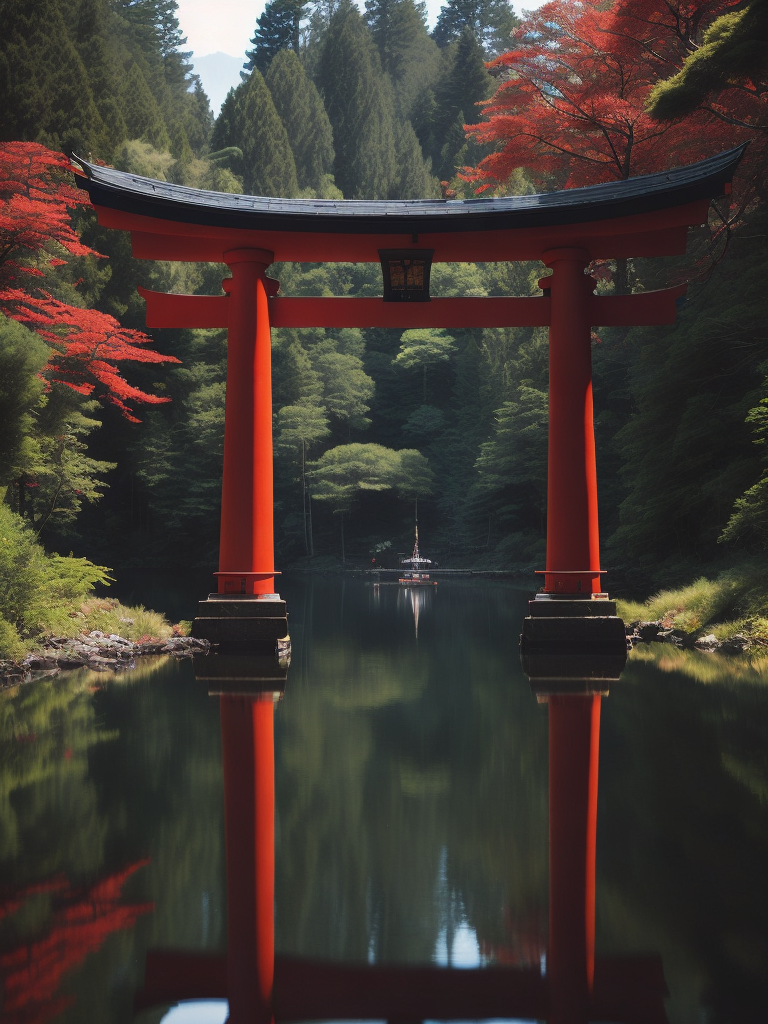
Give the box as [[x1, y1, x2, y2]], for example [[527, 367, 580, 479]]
[[463, 0, 758, 196], [0, 142, 178, 422]]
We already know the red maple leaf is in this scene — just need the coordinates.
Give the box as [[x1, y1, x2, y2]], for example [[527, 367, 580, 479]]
[[0, 142, 179, 420], [463, 0, 762, 224]]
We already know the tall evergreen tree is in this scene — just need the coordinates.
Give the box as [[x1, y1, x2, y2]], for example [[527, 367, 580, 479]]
[[226, 72, 299, 197], [121, 62, 172, 151], [315, 2, 397, 198], [433, 0, 518, 58], [427, 27, 492, 179], [71, 0, 129, 151], [365, 0, 442, 120], [265, 49, 335, 191], [393, 120, 439, 199], [243, 0, 308, 77], [0, 0, 108, 155]]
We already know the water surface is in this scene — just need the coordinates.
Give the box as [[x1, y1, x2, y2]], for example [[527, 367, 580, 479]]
[[1, 577, 767, 1023]]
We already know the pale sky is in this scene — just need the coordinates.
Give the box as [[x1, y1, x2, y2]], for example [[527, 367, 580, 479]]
[[176, 0, 543, 60]]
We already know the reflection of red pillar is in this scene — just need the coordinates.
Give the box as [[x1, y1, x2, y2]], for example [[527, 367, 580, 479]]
[[548, 694, 601, 1024], [543, 248, 601, 596], [220, 696, 275, 1024], [219, 248, 275, 596]]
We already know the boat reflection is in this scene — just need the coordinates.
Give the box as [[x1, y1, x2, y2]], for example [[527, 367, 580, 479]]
[[138, 653, 667, 1024], [397, 583, 433, 638]]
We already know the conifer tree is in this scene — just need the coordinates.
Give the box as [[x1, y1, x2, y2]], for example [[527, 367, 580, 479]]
[[0, 0, 108, 155], [72, 0, 129, 152], [393, 120, 439, 199], [243, 0, 308, 76], [231, 72, 299, 197], [121, 62, 172, 151], [315, 3, 397, 198], [365, 0, 442, 121], [210, 89, 240, 152], [432, 0, 518, 57], [428, 28, 492, 179], [265, 50, 335, 191], [365, 0, 425, 80]]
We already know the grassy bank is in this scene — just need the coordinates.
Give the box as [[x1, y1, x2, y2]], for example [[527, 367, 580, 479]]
[[617, 562, 768, 643], [0, 505, 180, 660]]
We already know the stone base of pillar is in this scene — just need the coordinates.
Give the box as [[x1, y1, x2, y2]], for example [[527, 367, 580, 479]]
[[192, 651, 288, 698], [192, 595, 289, 655], [520, 596, 627, 693]]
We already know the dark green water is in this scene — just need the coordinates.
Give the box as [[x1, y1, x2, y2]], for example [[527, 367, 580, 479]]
[[1, 577, 767, 1023]]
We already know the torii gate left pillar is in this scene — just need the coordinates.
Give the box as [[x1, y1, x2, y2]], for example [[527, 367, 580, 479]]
[[192, 248, 289, 651]]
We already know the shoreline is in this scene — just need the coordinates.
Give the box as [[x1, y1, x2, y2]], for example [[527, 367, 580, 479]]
[[0, 631, 209, 689]]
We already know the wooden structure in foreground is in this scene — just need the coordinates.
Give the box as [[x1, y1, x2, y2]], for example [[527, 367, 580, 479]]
[[73, 148, 743, 648]]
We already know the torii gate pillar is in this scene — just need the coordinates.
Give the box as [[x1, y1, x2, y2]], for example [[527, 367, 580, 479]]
[[520, 248, 627, 676], [191, 248, 289, 651], [543, 248, 600, 597], [218, 248, 276, 596]]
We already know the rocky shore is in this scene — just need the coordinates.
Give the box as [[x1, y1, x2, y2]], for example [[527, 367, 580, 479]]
[[0, 631, 210, 688], [625, 621, 759, 654]]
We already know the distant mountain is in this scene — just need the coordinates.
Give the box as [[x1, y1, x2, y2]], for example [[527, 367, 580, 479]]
[[192, 52, 243, 115]]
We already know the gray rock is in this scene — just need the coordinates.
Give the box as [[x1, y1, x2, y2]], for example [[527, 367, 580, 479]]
[[637, 621, 662, 641], [694, 633, 720, 651]]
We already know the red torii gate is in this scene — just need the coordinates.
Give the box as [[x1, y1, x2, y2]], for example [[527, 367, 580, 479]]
[[73, 148, 743, 645]]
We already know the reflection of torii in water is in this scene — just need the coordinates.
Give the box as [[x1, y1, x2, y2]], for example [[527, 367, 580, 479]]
[[137, 679, 668, 1024]]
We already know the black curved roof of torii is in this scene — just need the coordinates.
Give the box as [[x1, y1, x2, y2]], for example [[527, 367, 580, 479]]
[[73, 147, 745, 237]]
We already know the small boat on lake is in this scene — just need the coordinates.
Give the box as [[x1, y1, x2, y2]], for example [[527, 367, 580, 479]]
[[399, 522, 437, 587]]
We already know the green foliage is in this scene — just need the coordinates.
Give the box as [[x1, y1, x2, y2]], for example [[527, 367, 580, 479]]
[[0, 318, 48, 487], [647, 2, 768, 121], [121, 62, 172, 150], [218, 72, 299, 197], [432, 0, 519, 58], [424, 28, 494, 179], [313, 349, 376, 429], [394, 329, 457, 401], [0, 0, 109, 155], [0, 0, 211, 160], [315, 3, 398, 198], [616, 562, 768, 639], [0, 504, 111, 656], [608, 228, 768, 577], [265, 50, 335, 191], [310, 443, 432, 513], [243, 0, 307, 76], [472, 386, 548, 561]]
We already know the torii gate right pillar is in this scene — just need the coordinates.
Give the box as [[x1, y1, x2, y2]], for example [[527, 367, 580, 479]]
[[520, 249, 627, 681], [543, 248, 601, 597]]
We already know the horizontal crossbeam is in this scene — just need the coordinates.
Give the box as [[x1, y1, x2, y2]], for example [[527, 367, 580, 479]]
[[138, 286, 686, 330], [135, 951, 668, 1023]]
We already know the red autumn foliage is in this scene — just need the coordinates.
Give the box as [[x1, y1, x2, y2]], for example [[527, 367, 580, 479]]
[[463, 0, 761, 209], [0, 142, 179, 422], [0, 860, 154, 1024]]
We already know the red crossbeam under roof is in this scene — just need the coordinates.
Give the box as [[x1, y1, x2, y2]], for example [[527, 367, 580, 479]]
[[73, 148, 744, 264]]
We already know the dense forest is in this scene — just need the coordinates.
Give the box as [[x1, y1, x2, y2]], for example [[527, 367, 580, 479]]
[[1, 0, 767, 650]]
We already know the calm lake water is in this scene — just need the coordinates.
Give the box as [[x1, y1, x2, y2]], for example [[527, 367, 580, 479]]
[[1, 576, 767, 1024]]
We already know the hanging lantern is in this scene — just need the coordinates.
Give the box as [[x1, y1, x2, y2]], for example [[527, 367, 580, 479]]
[[379, 249, 434, 302]]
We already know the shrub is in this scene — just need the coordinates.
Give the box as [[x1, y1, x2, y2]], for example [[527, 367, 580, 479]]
[[0, 505, 111, 656]]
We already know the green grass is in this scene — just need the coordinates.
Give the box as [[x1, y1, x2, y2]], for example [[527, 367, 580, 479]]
[[0, 506, 182, 660], [617, 562, 768, 640]]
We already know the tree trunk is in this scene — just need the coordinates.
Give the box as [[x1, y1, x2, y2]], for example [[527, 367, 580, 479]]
[[340, 512, 346, 564]]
